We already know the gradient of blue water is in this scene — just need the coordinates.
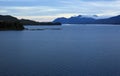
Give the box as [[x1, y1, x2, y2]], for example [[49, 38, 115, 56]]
[[0, 24, 120, 76]]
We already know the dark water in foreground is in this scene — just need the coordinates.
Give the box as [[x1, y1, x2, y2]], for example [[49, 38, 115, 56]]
[[0, 24, 120, 76]]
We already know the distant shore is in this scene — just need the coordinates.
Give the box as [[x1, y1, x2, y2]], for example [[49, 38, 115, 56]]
[[0, 15, 62, 30]]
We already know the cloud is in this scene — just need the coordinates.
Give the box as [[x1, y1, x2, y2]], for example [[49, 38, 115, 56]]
[[60, 0, 120, 15], [80, 0, 116, 1], [0, 0, 120, 21], [16, 13, 78, 22], [0, 6, 60, 16], [0, 0, 36, 1]]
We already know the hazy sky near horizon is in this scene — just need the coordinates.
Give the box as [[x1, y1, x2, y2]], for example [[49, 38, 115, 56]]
[[0, 0, 120, 21]]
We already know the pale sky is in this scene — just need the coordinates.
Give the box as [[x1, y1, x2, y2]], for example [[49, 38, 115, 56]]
[[0, 0, 120, 22]]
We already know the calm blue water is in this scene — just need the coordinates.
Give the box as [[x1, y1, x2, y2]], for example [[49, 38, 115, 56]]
[[0, 24, 120, 76]]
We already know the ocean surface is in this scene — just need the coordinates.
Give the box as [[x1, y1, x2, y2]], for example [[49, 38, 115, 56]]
[[0, 24, 120, 76]]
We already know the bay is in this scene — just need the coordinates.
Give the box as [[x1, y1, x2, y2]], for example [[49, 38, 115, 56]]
[[0, 24, 120, 76]]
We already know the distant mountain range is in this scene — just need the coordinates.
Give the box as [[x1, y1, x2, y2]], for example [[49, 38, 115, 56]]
[[53, 15, 120, 24], [1, 15, 120, 25], [0, 15, 61, 25]]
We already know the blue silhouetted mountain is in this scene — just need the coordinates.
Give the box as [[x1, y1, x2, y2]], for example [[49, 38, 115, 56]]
[[53, 15, 96, 24], [95, 15, 120, 24], [53, 15, 120, 24], [53, 17, 68, 24], [67, 15, 95, 24]]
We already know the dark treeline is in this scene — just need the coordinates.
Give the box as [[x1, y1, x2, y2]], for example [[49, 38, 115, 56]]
[[0, 15, 24, 30], [0, 21, 24, 30]]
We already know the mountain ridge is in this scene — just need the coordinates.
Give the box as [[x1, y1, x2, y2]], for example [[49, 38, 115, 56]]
[[53, 15, 120, 24]]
